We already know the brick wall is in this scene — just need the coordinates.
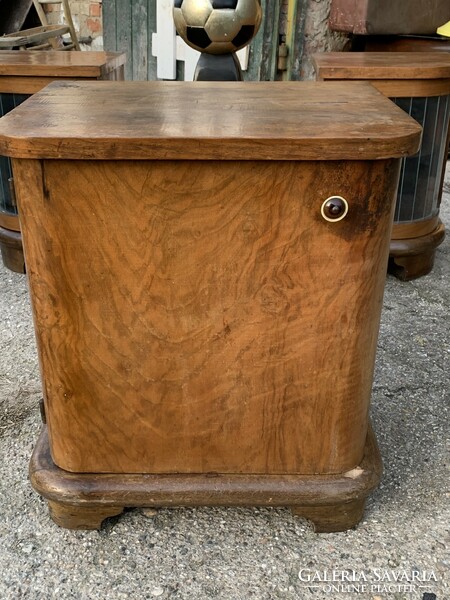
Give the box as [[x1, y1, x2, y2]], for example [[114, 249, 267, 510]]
[[44, 0, 103, 49]]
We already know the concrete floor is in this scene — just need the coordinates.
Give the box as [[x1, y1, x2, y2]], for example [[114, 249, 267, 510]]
[[0, 166, 448, 600]]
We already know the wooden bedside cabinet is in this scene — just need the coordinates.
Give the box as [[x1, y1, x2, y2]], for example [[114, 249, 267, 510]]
[[0, 81, 421, 532], [0, 50, 126, 273], [313, 52, 450, 280]]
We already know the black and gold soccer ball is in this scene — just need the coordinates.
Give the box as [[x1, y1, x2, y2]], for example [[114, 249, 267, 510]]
[[173, 0, 262, 55]]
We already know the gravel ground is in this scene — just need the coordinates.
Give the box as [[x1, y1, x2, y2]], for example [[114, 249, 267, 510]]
[[0, 166, 449, 600]]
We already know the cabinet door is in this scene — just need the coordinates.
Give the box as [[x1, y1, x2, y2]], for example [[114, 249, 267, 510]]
[[14, 157, 399, 476]]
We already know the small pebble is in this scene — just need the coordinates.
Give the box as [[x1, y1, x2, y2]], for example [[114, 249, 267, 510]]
[[141, 508, 158, 518]]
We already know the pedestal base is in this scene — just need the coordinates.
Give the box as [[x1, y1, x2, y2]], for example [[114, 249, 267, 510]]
[[193, 53, 243, 81], [29, 425, 382, 532], [389, 220, 445, 280], [0, 225, 25, 273]]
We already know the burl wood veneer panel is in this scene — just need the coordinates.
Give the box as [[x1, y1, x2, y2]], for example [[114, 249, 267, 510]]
[[14, 158, 399, 475]]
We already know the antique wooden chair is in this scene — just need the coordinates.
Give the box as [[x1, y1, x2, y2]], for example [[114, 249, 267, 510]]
[[0, 0, 79, 51]]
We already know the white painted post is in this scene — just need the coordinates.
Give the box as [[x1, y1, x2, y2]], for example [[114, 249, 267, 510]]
[[151, 0, 177, 79], [175, 37, 201, 81]]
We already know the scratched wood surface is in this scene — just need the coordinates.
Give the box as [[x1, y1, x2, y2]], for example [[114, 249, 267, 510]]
[[313, 52, 450, 80], [0, 81, 422, 161], [313, 52, 450, 97], [0, 50, 126, 78], [14, 157, 400, 474], [0, 51, 126, 94], [30, 425, 382, 531], [361, 80, 450, 98]]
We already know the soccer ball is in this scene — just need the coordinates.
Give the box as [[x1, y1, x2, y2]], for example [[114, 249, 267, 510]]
[[173, 0, 262, 55]]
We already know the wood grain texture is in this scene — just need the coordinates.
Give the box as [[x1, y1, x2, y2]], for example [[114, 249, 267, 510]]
[[47, 501, 124, 530], [360, 36, 450, 53], [313, 52, 450, 80], [291, 499, 366, 533], [0, 76, 101, 95], [0, 65, 126, 94], [0, 81, 422, 161], [0, 51, 126, 78], [364, 79, 450, 98], [0, 51, 126, 94], [389, 219, 446, 281], [0, 226, 25, 273], [0, 51, 126, 273], [390, 221, 445, 257], [388, 250, 440, 281], [313, 52, 450, 97], [391, 215, 440, 240], [0, 211, 20, 231], [312, 52, 449, 283], [315, 78, 450, 98], [15, 157, 400, 475], [30, 424, 382, 531]]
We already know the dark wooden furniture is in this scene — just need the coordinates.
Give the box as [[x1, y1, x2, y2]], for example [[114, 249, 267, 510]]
[[0, 50, 126, 272], [353, 35, 450, 54], [313, 52, 450, 280], [0, 81, 421, 531], [329, 0, 450, 36]]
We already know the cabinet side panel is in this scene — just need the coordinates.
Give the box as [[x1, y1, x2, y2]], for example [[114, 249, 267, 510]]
[[11, 158, 57, 451], [17, 159, 399, 475]]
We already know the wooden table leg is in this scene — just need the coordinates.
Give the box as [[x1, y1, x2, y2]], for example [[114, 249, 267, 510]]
[[389, 250, 437, 281], [47, 501, 125, 530], [291, 498, 366, 533], [0, 226, 25, 273], [389, 220, 445, 280]]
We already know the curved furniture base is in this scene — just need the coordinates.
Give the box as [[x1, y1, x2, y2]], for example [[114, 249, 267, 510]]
[[389, 220, 445, 280], [30, 425, 382, 532], [0, 225, 25, 273]]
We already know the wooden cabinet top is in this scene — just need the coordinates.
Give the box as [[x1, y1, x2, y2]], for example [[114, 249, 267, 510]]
[[0, 51, 126, 78], [0, 81, 421, 161], [313, 52, 450, 81]]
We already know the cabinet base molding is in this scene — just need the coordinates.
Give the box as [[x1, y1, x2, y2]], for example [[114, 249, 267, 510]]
[[30, 425, 382, 532], [389, 220, 445, 280], [0, 225, 25, 273]]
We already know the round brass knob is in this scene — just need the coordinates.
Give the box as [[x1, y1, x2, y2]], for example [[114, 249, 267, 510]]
[[321, 196, 349, 222]]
